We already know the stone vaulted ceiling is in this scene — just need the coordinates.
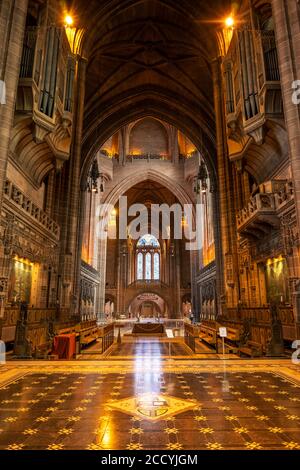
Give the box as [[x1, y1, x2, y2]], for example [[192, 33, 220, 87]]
[[70, 0, 232, 173]]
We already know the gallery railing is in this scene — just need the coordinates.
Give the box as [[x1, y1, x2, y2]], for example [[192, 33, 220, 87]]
[[4, 180, 60, 241]]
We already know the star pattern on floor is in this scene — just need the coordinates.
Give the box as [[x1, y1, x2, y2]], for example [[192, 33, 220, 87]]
[[0, 363, 300, 450]]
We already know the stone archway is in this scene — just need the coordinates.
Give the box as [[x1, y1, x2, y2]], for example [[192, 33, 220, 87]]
[[127, 292, 169, 319], [96, 172, 197, 318], [101, 169, 195, 209]]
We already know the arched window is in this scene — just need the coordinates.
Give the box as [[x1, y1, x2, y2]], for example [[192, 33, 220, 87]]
[[137, 234, 160, 248], [136, 234, 160, 281], [137, 252, 143, 280], [145, 253, 152, 280], [153, 253, 160, 280]]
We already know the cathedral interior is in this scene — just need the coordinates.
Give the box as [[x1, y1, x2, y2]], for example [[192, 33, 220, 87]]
[[0, 0, 300, 453]]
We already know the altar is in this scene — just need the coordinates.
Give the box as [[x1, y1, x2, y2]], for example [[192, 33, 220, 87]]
[[132, 322, 165, 336]]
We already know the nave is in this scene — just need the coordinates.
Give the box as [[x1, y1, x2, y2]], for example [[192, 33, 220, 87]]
[[1, 0, 300, 455]]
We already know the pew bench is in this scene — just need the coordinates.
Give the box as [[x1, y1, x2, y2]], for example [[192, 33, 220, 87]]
[[217, 326, 240, 354], [225, 326, 240, 342], [80, 327, 99, 347], [199, 325, 217, 347], [239, 340, 263, 357], [217, 340, 239, 354]]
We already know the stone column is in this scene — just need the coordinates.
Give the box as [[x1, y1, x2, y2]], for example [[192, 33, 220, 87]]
[[0, 0, 28, 210], [74, 188, 86, 320], [272, 0, 300, 321], [44, 169, 56, 216], [175, 240, 181, 318], [117, 241, 127, 317], [60, 56, 87, 316], [190, 249, 199, 321], [115, 239, 122, 317], [212, 58, 239, 311], [210, 183, 223, 317]]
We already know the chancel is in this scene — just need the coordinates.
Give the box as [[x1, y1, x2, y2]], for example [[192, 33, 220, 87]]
[[0, 0, 300, 453]]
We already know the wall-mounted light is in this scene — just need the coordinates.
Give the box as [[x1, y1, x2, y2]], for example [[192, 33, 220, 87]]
[[225, 16, 234, 28], [64, 14, 74, 27]]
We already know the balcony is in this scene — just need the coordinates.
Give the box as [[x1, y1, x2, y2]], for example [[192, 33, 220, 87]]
[[237, 181, 294, 238], [128, 280, 169, 289], [126, 154, 170, 162], [237, 193, 278, 238], [3, 180, 60, 241]]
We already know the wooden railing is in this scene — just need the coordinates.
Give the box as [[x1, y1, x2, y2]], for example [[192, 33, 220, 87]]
[[184, 323, 200, 352], [98, 323, 114, 353]]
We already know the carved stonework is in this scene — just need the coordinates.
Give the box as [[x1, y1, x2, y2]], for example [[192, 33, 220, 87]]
[[45, 111, 72, 165], [250, 230, 284, 261], [0, 201, 60, 271], [281, 211, 299, 256], [2, 214, 15, 255], [225, 253, 234, 287]]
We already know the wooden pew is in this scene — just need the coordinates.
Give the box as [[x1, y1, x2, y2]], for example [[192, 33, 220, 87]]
[[225, 326, 240, 342], [199, 324, 217, 347], [55, 320, 101, 352], [239, 340, 263, 357], [80, 326, 99, 347], [217, 326, 240, 354]]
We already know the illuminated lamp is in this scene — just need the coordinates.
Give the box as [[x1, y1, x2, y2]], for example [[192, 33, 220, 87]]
[[64, 14, 73, 26], [225, 16, 234, 28]]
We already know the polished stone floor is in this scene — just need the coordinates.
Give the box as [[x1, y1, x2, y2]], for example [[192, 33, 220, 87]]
[[1, 353, 300, 450], [109, 341, 191, 357], [81, 338, 223, 360]]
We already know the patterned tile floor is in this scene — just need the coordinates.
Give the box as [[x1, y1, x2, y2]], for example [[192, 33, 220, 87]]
[[0, 358, 300, 450]]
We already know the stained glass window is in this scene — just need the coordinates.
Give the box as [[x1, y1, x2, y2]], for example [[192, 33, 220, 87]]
[[136, 235, 160, 281], [137, 234, 160, 248], [137, 252, 143, 280], [153, 253, 160, 280], [145, 252, 152, 279]]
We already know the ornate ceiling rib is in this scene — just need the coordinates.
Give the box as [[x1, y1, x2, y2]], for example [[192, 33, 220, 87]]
[[72, 0, 231, 178]]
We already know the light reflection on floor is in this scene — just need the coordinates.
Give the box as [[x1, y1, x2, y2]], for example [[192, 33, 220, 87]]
[[0, 351, 300, 450]]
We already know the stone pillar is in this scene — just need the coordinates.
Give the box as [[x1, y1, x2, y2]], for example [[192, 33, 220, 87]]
[[272, 0, 300, 320], [117, 240, 127, 317], [115, 239, 122, 318], [175, 240, 181, 318], [60, 57, 87, 316], [212, 58, 239, 311], [190, 250, 199, 321], [210, 182, 223, 318], [44, 169, 56, 215], [0, 0, 28, 210], [95, 192, 109, 321]]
